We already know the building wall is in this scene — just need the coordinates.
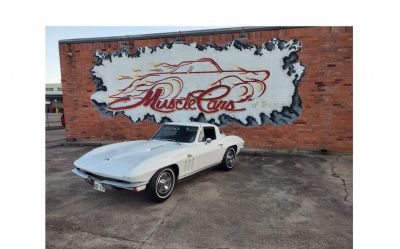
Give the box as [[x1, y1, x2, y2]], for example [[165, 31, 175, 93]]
[[59, 27, 353, 152]]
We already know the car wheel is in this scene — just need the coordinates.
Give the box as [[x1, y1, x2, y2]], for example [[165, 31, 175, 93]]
[[221, 147, 236, 171], [148, 167, 176, 203]]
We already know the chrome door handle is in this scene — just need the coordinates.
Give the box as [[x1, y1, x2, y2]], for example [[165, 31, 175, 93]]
[[187, 154, 193, 158]]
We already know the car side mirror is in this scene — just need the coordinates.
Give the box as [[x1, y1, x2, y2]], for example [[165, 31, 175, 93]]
[[205, 138, 212, 144]]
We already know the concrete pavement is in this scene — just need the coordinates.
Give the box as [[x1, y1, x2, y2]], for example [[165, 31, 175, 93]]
[[46, 144, 352, 249]]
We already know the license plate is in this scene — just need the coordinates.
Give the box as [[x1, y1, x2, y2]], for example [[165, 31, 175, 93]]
[[93, 180, 105, 192]]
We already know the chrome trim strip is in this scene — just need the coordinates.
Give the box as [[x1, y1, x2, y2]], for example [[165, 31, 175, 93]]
[[72, 168, 89, 179], [72, 168, 147, 191]]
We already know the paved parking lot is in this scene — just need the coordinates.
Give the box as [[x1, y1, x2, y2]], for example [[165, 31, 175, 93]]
[[46, 129, 66, 143], [46, 144, 352, 249]]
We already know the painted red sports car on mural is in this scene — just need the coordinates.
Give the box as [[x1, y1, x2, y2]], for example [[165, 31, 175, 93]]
[[106, 57, 270, 112]]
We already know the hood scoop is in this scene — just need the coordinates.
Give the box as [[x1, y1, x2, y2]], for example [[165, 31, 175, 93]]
[[100, 141, 170, 161]]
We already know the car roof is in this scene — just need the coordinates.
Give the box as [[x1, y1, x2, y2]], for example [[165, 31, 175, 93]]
[[164, 122, 217, 128]]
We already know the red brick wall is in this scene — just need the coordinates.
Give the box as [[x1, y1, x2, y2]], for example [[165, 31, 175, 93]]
[[59, 27, 353, 152]]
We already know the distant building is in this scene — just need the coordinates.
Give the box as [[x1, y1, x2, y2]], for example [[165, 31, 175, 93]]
[[46, 83, 63, 113]]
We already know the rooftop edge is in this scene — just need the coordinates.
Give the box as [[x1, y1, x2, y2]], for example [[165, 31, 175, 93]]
[[58, 26, 303, 44]]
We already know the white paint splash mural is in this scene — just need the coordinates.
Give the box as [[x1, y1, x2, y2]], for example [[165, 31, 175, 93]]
[[91, 39, 305, 126]]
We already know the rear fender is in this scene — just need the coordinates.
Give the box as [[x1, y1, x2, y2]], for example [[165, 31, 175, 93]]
[[218, 135, 245, 153]]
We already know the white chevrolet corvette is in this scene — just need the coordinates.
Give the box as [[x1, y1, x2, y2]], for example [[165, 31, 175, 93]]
[[72, 122, 245, 202]]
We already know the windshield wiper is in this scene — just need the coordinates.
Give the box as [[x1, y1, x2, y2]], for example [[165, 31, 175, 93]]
[[153, 138, 182, 144], [163, 138, 182, 145]]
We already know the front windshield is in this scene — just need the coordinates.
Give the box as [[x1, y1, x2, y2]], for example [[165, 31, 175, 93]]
[[153, 125, 198, 143]]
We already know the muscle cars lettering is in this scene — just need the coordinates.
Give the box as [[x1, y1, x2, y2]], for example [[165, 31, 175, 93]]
[[91, 39, 305, 125], [109, 84, 248, 113]]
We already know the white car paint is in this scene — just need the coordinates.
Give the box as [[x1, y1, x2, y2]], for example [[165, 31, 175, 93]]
[[72, 122, 245, 192]]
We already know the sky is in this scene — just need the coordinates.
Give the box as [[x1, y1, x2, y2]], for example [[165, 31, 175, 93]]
[[45, 26, 220, 84]]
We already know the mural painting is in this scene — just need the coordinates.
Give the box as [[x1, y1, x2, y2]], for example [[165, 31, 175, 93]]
[[91, 39, 305, 126]]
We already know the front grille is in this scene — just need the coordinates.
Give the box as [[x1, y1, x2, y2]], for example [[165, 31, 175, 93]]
[[78, 168, 131, 184]]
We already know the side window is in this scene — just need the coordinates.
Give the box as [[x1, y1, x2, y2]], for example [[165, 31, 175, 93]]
[[198, 129, 205, 142], [203, 127, 216, 140]]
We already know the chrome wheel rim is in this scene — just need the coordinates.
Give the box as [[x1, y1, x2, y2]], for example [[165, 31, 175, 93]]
[[226, 149, 236, 168], [156, 170, 174, 196]]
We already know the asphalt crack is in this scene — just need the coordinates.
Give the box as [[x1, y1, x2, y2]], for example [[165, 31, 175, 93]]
[[47, 223, 144, 244], [330, 155, 350, 203], [48, 191, 228, 249], [137, 190, 189, 249]]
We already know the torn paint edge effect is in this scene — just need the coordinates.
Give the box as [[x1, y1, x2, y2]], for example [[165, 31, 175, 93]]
[[90, 38, 306, 126]]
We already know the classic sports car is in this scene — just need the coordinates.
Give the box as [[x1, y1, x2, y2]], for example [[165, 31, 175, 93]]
[[72, 122, 245, 202]]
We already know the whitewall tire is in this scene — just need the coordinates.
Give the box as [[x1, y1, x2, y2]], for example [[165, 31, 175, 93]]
[[221, 147, 236, 171], [148, 167, 176, 202]]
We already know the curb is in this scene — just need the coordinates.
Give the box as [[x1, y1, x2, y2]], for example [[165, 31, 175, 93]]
[[46, 140, 67, 148], [46, 126, 65, 131]]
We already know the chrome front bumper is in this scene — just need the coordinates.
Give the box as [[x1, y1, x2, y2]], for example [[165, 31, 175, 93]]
[[72, 168, 148, 192]]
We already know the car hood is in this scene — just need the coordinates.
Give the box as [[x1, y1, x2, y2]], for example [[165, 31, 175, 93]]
[[74, 139, 188, 181]]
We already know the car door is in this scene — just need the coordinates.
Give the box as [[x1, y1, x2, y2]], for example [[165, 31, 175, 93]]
[[196, 126, 224, 169]]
